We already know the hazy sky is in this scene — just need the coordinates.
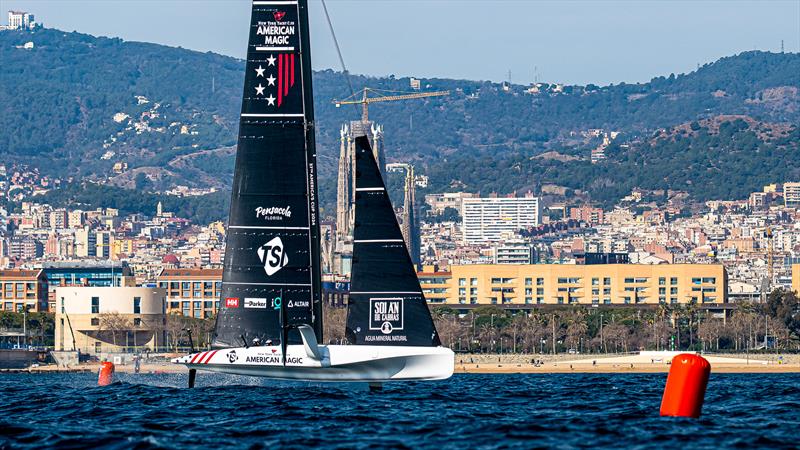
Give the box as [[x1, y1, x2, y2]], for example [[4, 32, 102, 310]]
[[3, 0, 799, 85]]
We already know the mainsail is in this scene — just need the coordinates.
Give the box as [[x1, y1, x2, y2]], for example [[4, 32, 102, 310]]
[[346, 136, 441, 347], [213, 0, 322, 348]]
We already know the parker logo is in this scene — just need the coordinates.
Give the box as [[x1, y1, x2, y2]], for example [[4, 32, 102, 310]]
[[273, 11, 286, 21], [257, 237, 289, 276], [225, 297, 240, 308], [244, 298, 267, 309]]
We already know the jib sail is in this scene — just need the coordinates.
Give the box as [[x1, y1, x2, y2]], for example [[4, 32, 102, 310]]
[[345, 136, 441, 347], [213, 0, 322, 348]]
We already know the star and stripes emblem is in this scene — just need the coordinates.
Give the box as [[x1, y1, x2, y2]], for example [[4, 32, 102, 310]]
[[253, 53, 296, 107]]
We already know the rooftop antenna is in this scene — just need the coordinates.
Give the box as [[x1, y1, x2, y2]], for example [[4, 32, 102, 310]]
[[781, 39, 784, 53]]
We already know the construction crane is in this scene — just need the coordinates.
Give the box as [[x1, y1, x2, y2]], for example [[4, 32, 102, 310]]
[[333, 87, 450, 123]]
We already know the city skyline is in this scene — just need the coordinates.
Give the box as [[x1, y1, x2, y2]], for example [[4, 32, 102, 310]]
[[3, 0, 799, 86]]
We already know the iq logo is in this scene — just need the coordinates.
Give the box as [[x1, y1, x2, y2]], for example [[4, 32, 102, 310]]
[[257, 237, 288, 276], [225, 297, 240, 308]]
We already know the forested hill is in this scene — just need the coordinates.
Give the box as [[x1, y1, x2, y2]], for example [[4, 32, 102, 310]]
[[1, 27, 799, 215]]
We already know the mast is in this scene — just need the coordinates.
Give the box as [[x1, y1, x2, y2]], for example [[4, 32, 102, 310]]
[[345, 136, 441, 347], [212, 0, 322, 348]]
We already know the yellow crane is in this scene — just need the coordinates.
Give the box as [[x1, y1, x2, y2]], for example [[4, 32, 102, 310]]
[[333, 87, 450, 123]]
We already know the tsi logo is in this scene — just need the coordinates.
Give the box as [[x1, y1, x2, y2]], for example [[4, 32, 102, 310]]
[[257, 237, 289, 276]]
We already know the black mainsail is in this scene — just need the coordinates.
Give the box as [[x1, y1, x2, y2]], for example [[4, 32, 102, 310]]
[[213, 0, 322, 348], [346, 136, 441, 347]]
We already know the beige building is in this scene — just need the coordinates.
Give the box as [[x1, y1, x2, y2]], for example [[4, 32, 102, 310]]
[[793, 264, 799, 295], [418, 263, 727, 307], [54, 286, 166, 353], [785, 182, 800, 208]]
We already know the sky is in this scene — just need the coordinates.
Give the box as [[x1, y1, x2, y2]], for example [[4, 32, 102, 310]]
[[3, 0, 799, 85]]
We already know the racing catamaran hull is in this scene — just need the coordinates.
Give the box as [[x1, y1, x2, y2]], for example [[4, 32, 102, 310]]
[[174, 345, 454, 381]]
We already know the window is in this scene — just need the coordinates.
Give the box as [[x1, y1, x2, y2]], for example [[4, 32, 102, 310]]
[[623, 297, 631, 304], [490, 297, 498, 304], [91, 297, 100, 314], [592, 298, 599, 305], [670, 298, 678, 304], [525, 297, 532, 304], [525, 288, 533, 296], [193, 310, 202, 318], [557, 297, 564, 304], [470, 297, 478, 304], [592, 288, 600, 295], [603, 277, 611, 285], [702, 277, 716, 284], [459, 288, 466, 296], [536, 297, 544, 304], [659, 288, 666, 295], [60, 297, 65, 314], [170, 282, 179, 290], [470, 278, 478, 286], [458, 278, 467, 287], [525, 278, 532, 286], [204, 301, 214, 308], [133, 297, 141, 314], [692, 278, 702, 284], [536, 278, 544, 286], [671, 277, 678, 285], [91, 317, 99, 326], [659, 277, 666, 285], [603, 298, 611, 304], [603, 288, 611, 295], [591, 278, 599, 286], [170, 301, 180, 309], [537, 288, 544, 295], [470, 288, 478, 295], [624, 278, 634, 283], [181, 282, 191, 290], [95, 342, 101, 354], [133, 318, 141, 326], [193, 301, 201, 309], [670, 287, 678, 295], [659, 297, 666, 303]]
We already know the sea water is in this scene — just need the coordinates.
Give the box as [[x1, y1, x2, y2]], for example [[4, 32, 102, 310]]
[[0, 373, 797, 449]]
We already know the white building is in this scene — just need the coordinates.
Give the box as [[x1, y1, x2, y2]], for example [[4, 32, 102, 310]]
[[6, 11, 37, 30], [424, 192, 478, 215], [784, 182, 800, 208], [462, 196, 541, 243], [493, 241, 536, 264]]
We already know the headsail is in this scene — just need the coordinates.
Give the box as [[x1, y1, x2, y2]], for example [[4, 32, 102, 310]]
[[346, 136, 441, 347], [213, 0, 322, 348]]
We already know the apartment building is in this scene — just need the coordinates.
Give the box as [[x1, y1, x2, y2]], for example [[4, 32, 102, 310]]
[[462, 196, 541, 243], [418, 263, 727, 307], [156, 268, 223, 318], [0, 269, 48, 312]]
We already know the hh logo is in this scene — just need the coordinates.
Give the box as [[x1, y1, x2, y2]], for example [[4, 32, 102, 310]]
[[273, 11, 286, 21], [257, 237, 288, 276], [225, 297, 239, 308]]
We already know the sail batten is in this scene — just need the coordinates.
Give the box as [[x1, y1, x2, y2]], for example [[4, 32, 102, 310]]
[[212, 0, 322, 349], [345, 136, 441, 347]]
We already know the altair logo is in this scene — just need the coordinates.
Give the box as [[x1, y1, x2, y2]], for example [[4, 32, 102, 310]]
[[257, 236, 289, 276]]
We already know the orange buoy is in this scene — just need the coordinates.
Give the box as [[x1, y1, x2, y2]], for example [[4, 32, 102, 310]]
[[98, 361, 115, 386], [660, 353, 710, 418]]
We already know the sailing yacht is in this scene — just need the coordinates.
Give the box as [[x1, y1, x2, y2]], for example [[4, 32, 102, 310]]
[[173, 0, 453, 385]]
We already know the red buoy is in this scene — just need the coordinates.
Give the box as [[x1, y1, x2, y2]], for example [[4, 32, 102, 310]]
[[660, 353, 710, 418], [98, 361, 115, 386]]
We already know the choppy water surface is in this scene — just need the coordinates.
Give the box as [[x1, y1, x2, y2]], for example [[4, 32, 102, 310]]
[[0, 372, 798, 449]]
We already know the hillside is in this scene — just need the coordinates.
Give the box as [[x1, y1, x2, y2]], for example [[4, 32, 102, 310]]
[[1, 28, 799, 216]]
